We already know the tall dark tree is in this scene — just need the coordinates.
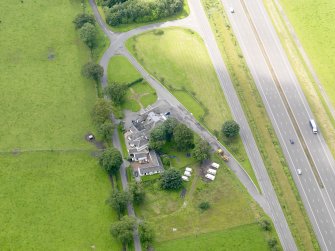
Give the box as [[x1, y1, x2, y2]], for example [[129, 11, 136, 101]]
[[160, 169, 182, 190], [79, 23, 97, 49], [82, 62, 104, 83], [129, 182, 145, 205], [110, 216, 136, 249], [138, 221, 155, 248], [162, 118, 178, 141], [148, 124, 166, 151], [99, 147, 122, 175], [192, 138, 211, 162], [108, 190, 130, 219], [173, 123, 194, 151], [98, 120, 114, 141], [91, 99, 112, 125], [104, 82, 128, 106], [222, 120, 240, 138], [73, 13, 96, 29]]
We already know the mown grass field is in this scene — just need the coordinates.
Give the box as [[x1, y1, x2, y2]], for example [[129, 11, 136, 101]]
[[107, 55, 157, 112], [202, 0, 319, 250], [0, 152, 120, 251], [156, 224, 270, 251], [0, 0, 116, 249], [126, 27, 259, 189], [135, 149, 278, 250], [279, 0, 335, 107]]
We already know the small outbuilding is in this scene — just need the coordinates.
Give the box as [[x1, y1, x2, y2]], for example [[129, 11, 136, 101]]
[[211, 162, 220, 169], [205, 174, 215, 181], [182, 176, 189, 181], [207, 168, 217, 175]]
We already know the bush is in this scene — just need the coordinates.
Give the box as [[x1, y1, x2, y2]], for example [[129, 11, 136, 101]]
[[162, 156, 171, 169], [160, 169, 182, 190], [198, 201, 210, 211], [259, 219, 272, 231], [73, 13, 96, 29], [222, 120, 240, 138]]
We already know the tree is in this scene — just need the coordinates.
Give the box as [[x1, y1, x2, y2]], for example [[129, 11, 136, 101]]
[[173, 123, 194, 151], [129, 182, 145, 205], [82, 62, 104, 83], [91, 99, 112, 125], [98, 120, 114, 141], [148, 124, 166, 151], [222, 120, 240, 138], [99, 147, 122, 175], [79, 23, 97, 49], [259, 219, 272, 231], [138, 221, 155, 248], [104, 82, 128, 106], [192, 138, 211, 162], [160, 169, 182, 190], [108, 190, 130, 219], [198, 201, 210, 211], [110, 216, 136, 248], [162, 118, 178, 141], [73, 13, 96, 29]]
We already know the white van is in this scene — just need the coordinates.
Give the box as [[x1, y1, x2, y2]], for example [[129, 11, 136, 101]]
[[309, 119, 318, 134]]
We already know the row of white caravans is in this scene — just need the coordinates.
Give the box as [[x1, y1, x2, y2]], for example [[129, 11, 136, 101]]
[[182, 167, 193, 181], [205, 162, 220, 181]]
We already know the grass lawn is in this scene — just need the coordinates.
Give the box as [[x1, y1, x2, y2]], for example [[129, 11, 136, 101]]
[[107, 55, 157, 112], [278, 0, 335, 107], [0, 0, 118, 249], [0, 152, 120, 251], [136, 151, 279, 250], [201, 0, 319, 250], [0, 0, 109, 151], [98, 1, 190, 32], [156, 223, 270, 251], [126, 27, 259, 189]]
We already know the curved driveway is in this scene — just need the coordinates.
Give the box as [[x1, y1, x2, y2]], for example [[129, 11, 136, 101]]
[[89, 0, 297, 250]]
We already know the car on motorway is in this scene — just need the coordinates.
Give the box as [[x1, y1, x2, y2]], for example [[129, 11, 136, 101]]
[[297, 169, 302, 175]]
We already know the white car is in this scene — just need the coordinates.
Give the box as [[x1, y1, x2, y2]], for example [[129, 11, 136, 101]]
[[297, 169, 302, 175], [230, 7, 235, 13]]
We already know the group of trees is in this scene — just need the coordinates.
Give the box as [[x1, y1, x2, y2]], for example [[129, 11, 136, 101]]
[[111, 216, 155, 249], [73, 13, 98, 51], [108, 182, 154, 248], [102, 0, 183, 26], [149, 118, 194, 151], [91, 99, 114, 141]]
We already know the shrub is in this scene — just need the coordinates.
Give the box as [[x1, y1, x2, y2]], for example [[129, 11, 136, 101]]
[[198, 201, 210, 211]]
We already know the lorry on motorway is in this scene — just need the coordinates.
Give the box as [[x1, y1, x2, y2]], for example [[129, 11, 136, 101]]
[[309, 119, 318, 134], [217, 149, 229, 162]]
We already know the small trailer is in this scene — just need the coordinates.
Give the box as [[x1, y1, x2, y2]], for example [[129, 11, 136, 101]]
[[184, 171, 191, 177], [205, 174, 215, 181], [185, 167, 192, 172], [207, 168, 217, 175], [182, 176, 189, 181]]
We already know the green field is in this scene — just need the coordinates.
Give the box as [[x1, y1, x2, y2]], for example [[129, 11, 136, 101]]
[[136, 150, 278, 250], [156, 224, 270, 251], [126, 27, 259, 189], [0, 152, 120, 251], [279, 0, 335, 107], [0, 0, 117, 249], [107, 55, 157, 112], [202, 0, 320, 250]]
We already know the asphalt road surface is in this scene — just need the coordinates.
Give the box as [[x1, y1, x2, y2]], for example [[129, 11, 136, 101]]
[[222, 0, 335, 250]]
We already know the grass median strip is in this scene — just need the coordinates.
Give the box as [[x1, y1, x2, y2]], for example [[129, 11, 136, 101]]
[[201, 0, 320, 250]]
